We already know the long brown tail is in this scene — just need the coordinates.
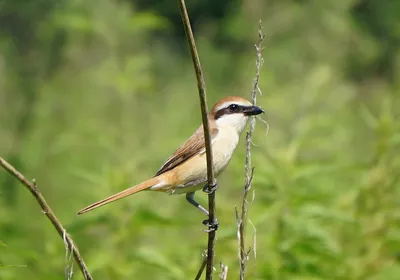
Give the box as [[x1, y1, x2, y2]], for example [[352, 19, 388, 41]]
[[77, 176, 162, 215]]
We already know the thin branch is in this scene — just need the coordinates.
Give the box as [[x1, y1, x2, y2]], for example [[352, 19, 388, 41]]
[[237, 20, 265, 280], [178, 1, 217, 280], [219, 263, 228, 280], [194, 251, 207, 280], [0, 157, 93, 280]]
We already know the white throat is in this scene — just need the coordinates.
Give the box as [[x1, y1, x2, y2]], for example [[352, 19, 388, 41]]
[[215, 114, 249, 135]]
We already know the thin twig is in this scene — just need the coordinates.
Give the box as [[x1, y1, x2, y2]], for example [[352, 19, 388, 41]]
[[219, 263, 228, 280], [63, 229, 74, 280], [178, 1, 217, 280], [0, 157, 93, 280], [237, 20, 265, 280], [194, 251, 207, 280], [248, 219, 257, 261]]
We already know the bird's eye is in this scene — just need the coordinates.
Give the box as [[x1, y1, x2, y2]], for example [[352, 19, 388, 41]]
[[228, 104, 238, 111]]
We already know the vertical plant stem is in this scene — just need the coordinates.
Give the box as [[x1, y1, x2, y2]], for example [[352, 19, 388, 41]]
[[238, 20, 265, 280], [219, 263, 228, 280], [178, 1, 217, 279]]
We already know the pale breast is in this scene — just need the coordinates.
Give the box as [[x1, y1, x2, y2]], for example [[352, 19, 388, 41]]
[[172, 126, 240, 192], [212, 127, 239, 175]]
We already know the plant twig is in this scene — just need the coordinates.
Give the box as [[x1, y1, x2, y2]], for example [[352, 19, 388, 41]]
[[237, 20, 265, 280], [219, 263, 228, 280], [0, 157, 93, 280], [194, 251, 207, 280], [178, 1, 217, 279]]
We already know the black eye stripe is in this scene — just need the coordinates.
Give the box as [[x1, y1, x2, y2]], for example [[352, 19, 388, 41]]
[[214, 104, 247, 119]]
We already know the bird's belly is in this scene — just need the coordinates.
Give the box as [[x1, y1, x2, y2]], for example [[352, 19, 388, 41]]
[[171, 130, 239, 194]]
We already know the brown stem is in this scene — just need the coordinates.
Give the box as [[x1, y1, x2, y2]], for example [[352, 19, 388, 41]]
[[0, 157, 93, 280], [178, 1, 217, 280]]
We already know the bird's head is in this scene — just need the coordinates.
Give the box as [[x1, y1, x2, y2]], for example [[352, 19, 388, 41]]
[[210, 96, 264, 134]]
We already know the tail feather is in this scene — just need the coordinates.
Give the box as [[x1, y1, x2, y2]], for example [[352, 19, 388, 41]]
[[77, 176, 162, 215]]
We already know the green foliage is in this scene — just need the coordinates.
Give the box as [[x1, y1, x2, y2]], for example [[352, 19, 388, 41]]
[[0, 0, 399, 279]]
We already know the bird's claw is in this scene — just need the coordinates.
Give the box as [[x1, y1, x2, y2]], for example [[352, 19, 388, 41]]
[[202, 218, 219, 232], [203, 182, 218, 194]]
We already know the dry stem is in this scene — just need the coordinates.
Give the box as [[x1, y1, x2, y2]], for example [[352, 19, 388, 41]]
[[178, 1, 217, 279], [0, 157, 93, 280], [237, 20, 265, 280], [219, 263, 228, 280]]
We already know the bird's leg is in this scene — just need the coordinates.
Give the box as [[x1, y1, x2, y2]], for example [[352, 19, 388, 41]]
[[186, 192, 209, 216], [202, 183, 219, 231], [202, 182, 218, 194], [186, 192, 219, 231]]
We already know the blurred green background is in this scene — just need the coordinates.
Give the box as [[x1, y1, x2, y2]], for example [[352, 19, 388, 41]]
[[1, 0, 400, 279]]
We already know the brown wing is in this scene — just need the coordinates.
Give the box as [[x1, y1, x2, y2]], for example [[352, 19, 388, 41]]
[[154, 126, 219, 177]]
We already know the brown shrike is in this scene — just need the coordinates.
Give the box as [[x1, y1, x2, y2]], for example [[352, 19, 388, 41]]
[[77, 96, 264, 220]]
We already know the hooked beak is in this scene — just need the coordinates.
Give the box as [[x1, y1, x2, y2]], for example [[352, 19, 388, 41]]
[[243, 105, 264, 116]]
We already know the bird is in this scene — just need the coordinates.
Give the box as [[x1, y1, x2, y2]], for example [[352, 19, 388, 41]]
[[77, 96, 264, 221]]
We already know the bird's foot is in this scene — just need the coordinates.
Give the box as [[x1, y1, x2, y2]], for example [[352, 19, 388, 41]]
[[203, 182, 218, 194], [202, 218, 219, 232]]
